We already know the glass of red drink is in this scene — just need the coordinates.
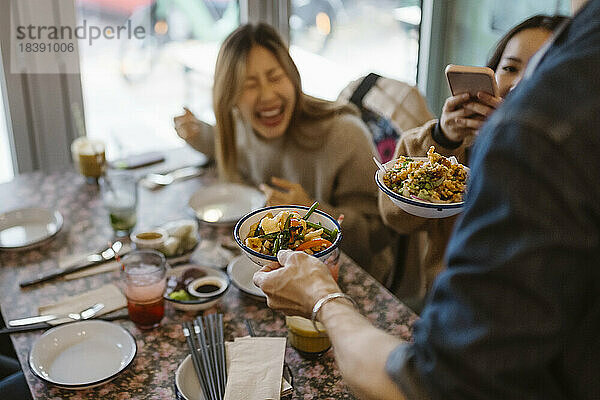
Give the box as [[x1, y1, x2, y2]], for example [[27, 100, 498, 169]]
[[121, 250, 166, 330]]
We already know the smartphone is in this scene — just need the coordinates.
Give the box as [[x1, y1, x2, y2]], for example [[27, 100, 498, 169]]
[[445, 64, 499, 97], [109, 151, 165, 169]]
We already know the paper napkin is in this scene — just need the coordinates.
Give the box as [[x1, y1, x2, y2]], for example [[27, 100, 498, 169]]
[[38, 284, 127, 325], [224, 337, 287, 400]]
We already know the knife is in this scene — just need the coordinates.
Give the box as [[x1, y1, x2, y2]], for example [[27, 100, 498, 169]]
[[8, 303, 104, 327], [19, 241, 124, 288], [0, 310, 129, 335]]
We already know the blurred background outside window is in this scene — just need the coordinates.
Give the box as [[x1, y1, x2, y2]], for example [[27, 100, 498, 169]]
[[289, 0, 422, 100], [75, 0, 240, 161], [74, 0, 423, 161]]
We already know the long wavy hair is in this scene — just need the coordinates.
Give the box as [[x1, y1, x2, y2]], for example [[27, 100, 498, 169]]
[[213, 23, 356, 181], [486, 14, 570, 70]]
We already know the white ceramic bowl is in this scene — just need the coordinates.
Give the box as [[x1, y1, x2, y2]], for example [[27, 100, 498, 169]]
[[188, 183, 266, 226], [375, 157, 468, 219], [174, 354, 205, 400], [0, 207, 63, 250], [164, 264, 230, 312], [28, 320, 136, 389], [233, 205, 342, 267]]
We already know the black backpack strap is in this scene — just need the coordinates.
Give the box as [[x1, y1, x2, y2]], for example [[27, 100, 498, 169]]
[[349, 73, 381, 109]]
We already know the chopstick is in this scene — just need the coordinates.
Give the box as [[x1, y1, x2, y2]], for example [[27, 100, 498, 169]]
[[206, 315, 222, 399], [217, 313, 227, 395], [193, 318, 219, 400], [182, 322, 211, 399], [178, 316, 229, 400], [181, 315, 227, 400]]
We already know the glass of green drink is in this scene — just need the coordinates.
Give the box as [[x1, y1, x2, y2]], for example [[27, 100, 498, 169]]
[[100, 171, 138, 237]]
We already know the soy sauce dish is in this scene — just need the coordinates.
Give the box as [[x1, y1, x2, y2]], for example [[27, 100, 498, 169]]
[[187, 276, 228, 298], [164, 265, 230, 312]]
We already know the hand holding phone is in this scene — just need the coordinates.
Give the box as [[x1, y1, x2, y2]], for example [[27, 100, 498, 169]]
[[445, 64, 499, 97], [440, 65, 502, 144]]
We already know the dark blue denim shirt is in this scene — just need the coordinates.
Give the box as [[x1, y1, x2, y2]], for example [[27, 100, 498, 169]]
[[387, 2, 600, 399]]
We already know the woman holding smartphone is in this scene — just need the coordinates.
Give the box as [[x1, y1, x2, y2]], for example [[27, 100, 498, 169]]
[[175, 23, 394, 282], [379, 14, 569, 311]]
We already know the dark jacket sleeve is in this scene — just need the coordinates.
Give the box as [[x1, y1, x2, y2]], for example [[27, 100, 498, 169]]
[[409, 112, 599, 399]]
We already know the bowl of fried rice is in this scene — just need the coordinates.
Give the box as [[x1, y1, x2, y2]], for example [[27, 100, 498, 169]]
[[376, 146, 469, 218]]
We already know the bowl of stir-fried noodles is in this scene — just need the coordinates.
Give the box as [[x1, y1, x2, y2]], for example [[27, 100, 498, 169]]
[[376, 146, 469, 218], [234, 204, 342, 267]]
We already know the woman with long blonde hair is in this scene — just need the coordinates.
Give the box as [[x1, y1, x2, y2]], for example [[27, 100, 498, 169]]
[[175, 23, 394, 281]]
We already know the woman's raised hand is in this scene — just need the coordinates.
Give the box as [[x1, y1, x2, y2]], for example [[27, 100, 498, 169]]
[[259, 177, 314, 207], [173, 107, 201, 141], [440, 92, 503, 144], [253, 250, 340, 318]]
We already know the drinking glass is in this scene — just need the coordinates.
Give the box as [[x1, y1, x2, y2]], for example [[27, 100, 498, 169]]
[[121, 250, 166, 330], [71, 137, 106, 183], [100, 171, 137, 237]]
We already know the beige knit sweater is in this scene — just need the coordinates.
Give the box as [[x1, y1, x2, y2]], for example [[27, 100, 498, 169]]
[[176, 112, 394, 282], [378, 119, 470, 305]]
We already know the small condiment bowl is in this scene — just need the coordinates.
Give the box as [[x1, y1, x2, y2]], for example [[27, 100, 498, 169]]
[[187, 276, 228, 299], [286, 316, 331, 358], [130, 228, 168, 250]]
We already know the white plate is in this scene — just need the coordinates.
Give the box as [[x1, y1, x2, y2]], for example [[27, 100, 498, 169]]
[[0, 207, 63, 250], [174, 354, 205, 400], [375, 157, 468, 219], [227, 255, 265, 299], [188, 183, 266, 226], [29, 320, 136, 389]]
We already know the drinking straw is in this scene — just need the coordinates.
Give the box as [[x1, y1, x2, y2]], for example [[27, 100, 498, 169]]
[[182, 322, 211, 400], [195, 318, 219, 400]]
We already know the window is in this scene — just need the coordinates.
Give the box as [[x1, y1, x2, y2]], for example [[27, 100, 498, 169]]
[[75, 0, 239, 160], [290, 0, 422, 100], [0, 44, 14, 184]]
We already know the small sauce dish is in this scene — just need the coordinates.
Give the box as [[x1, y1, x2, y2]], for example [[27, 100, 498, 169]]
[[130, 228, 168, 250], [187, 276, 228, 299]]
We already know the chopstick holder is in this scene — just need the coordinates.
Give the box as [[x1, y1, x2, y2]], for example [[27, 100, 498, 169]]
[[38, 284, 127, 325], [224, 337, 287, 400]]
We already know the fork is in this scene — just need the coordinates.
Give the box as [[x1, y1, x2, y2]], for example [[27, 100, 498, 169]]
[[8, 303, 105, 327]]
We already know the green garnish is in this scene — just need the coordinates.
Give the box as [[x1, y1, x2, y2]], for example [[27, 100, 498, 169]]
[[303, 201, 319, 220], [169, 290, 196, 301]]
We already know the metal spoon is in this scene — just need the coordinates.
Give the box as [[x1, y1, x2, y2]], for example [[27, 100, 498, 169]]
[[143, 166, 204, 189], [373, 157, 387, 173]]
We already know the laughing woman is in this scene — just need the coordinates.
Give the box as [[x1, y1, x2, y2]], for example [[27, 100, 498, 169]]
[[174, 23, 394, 282]]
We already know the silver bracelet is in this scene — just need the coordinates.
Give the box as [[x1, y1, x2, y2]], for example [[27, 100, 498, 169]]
[[311, 292, 358, 333]]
